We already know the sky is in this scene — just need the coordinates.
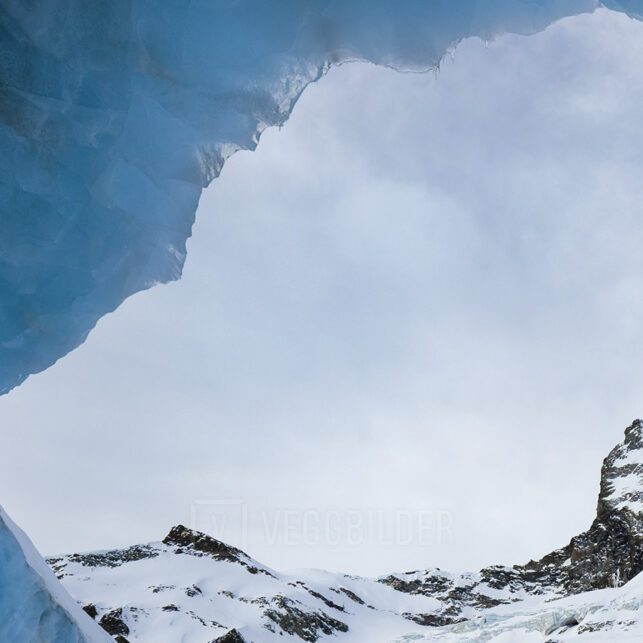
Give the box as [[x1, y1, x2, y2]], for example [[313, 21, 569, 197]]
[[2, 8, 643, 577]]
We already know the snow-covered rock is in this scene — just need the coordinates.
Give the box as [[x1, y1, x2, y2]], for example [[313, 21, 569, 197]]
[[49, 420, 643, 642], [397, 572, 643, 642], [0, 506, 111, 643], [48, 523, 441, 642], [601, 418, 643, 515], [381, 419, 643, 617]]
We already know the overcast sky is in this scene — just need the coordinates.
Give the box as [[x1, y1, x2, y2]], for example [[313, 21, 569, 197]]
[[3, 8, 643, 576]]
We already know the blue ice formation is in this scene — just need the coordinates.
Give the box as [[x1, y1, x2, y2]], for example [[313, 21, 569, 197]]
[[0, 0, 640, 394], [0, 506, 110, 642]]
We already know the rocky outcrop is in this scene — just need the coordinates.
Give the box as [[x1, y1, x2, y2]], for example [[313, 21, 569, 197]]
[[263, 595, 348, 642], [214, 630, 246, 643], [163, 525, 245, 563], [98, 608, 129, 637], [512, 419, 643, 593], [381, 419, 643, 619], [163, 524, 275, 577], [49, 545, 159, 575]]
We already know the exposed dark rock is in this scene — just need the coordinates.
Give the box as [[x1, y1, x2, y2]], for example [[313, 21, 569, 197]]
[[82, 603, 97, 619], [187, 610, 224, 629], [403, 612, 464, 627], [162, 604, 180, 612], [48, 545, 159, 571], [577, 620, 615, 634], [517, 419, 643, 593], [338, 587, 365, 605], [99, 608, 129, 636], [381, 419, 643, 623], [263, 595, 348, 642], [186, 584, 203, 597], [304, 587, 345, 611], [380, 570, 455, 598], [163, 524, 276, 577], [163, 525, 244, 562], [212, 629, 246, 643], [149, 584, 175, 594], [380, 569, 512, 618]]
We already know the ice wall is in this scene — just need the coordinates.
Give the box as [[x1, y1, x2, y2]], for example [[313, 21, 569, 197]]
[[0, 506, 111, 642], [1, 0, 639, 394]]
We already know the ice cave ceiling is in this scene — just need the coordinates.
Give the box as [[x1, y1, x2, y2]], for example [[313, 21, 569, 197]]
[[1, 0, 641, 394]]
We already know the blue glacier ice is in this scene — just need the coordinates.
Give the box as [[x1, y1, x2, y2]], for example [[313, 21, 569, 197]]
[[0, 506, 110, 642], [1, 0, 642, 394]]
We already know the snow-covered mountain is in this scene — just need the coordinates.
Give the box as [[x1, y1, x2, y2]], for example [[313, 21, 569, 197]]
[[48, 419, 643, 642], [48, 524, 433, 643]]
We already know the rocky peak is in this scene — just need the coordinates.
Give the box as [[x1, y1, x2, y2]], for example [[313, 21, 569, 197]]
[[162, 525, 245, 563], [163, 525, 275, 577], [516, 419, 643, 593], [382, 419, 643, 613], [598, 418, 643, 519]]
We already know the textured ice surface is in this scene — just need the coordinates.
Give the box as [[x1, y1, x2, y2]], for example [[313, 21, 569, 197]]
[[1, 0, 642, 393], [396, 574, 643, 641], [0, 506, 110, 643]]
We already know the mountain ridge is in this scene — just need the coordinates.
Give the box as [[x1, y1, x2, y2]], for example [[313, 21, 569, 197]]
[[48, 419, 643, 642]]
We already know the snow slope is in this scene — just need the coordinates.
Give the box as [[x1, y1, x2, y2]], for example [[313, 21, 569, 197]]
[[49, 524, 440, 643], [50, 420, 643, 642], [0, 506, 111, 643]]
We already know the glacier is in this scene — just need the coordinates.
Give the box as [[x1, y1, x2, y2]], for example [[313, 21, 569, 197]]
[[1, 0, 642, 394], [0, 505, 111, 643]]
